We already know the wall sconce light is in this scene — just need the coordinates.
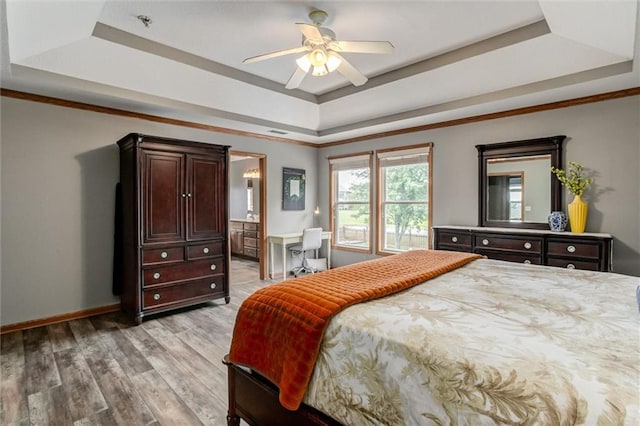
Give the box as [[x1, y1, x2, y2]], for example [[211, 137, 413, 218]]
[[314, 206, 320, 215], [243, 168, 260, 179]]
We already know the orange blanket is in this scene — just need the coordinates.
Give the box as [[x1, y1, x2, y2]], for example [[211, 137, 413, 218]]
[[228, 249, 481, 410]]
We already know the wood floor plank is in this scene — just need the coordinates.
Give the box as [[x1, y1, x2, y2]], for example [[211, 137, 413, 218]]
[[23, 327, 61, 394], [145, 325, 227, 405], [27, 385, 74, 426], [155, 308, 200, 334], [54, 347, 108, 421], [130, 370, 203, 425], [46, 322, 77, 352], [117, 323, 165, 357], [73, 408, 122, 426], [67, 318, 105, 357], [96, 327, 153, 377], [145, 350, 226, 425], [84, 356, 156, 426], [0, 332, 29, 425]]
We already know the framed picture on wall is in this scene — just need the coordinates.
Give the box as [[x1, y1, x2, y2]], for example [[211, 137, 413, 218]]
[[282, 167, 305, 210]]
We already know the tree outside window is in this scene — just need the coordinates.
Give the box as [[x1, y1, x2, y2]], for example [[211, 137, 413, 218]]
[[377, 144, 432, 253], [329, 153, 372, 252]]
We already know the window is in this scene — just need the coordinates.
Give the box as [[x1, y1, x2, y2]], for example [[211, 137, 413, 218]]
[[376, 144, 432, 254], [329, 152, 372, 252]]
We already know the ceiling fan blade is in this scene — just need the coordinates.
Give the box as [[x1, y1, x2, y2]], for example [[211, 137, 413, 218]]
[[334, 40, 394, 54], [285, 66, 308, 89], [243, 46, 308, 64], [334, 53, 368, 87], [296, 23, 323, 42]]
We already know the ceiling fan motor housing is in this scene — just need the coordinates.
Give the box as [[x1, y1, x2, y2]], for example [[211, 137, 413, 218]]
[[309, 9, 328, 26]]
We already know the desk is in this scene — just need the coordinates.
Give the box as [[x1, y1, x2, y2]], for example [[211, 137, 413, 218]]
[[268, 231, 332, 279]]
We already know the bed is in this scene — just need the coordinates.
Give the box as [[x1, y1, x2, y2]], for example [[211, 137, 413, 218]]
[[224, 250, 639, 425]]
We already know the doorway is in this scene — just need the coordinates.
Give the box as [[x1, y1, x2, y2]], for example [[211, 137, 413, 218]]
[[229, 151, 267, 280]]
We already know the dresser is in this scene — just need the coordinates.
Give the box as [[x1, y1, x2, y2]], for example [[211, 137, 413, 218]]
[[229, 220, 260, 260], [433, 226, 612, 272], [117, 133, 229, 324]]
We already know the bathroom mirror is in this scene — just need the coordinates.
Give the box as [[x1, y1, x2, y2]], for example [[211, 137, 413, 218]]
[[246, 178, 260, 219], [477, 135, 565, 229]]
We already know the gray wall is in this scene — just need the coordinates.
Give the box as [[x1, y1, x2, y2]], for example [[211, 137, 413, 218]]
[[318, 96, 640, 276], [2, 94, 639, 325], [1, 97, 318, 325]]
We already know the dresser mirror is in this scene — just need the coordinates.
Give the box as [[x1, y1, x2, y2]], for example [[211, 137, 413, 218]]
[[477, 135, 565, 229]]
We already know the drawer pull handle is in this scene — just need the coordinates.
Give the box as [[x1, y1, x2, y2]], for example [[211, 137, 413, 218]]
[[153, 293, 161, 301], [482, 239, 489, 246], [182, 193, 186, 198], [153, 272, 161, 280], [523, 259, 532, 264], [160, 251, 168, 259], [187, 193, 192, 198], [566, 263, 576, 269], [451, 236, 458, 243], [203, 247, 210, 254], [210, 264, 216, 271], [210, 282, 216, 289], [567, 245, 576, 253], [524, 242, 532, 250]]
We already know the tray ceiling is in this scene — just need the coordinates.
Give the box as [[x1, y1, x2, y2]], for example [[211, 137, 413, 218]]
[[2, 1, 638, 144]]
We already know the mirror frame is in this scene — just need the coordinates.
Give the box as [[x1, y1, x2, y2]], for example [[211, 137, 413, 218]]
[[477, 135, 565, 229]]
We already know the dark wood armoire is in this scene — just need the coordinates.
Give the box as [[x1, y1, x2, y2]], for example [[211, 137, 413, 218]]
[[117, 133, 230, 324]]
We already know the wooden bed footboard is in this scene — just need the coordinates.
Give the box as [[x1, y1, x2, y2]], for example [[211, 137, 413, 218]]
[[223, 355, 342, 426]]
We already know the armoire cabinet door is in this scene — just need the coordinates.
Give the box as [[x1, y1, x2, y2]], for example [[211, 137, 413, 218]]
[[142, 151, 185, 244], [187, 155, 225, 240]]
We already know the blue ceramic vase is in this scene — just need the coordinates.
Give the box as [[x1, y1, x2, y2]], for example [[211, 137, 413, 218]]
[[548, 211, 567, 232]]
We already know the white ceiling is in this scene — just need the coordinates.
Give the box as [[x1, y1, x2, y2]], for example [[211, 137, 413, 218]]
[[2, 1, 638, 144]]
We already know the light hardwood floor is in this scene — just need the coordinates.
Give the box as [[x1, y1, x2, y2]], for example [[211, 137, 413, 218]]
[[1, 258, 273, 425]]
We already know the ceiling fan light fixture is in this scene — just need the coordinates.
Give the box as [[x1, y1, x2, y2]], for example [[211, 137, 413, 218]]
[[309, 48, 327, 67], [311, 65, 329, 77], [295, 55, 311, 72], [326, 53, 341, 72], [296, 50, 341, 77]]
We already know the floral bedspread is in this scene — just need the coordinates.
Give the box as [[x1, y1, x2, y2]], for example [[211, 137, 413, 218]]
[[303, 259, 639, 425]]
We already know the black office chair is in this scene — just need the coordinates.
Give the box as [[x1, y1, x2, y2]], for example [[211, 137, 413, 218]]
[[289, 228, 323, 277]]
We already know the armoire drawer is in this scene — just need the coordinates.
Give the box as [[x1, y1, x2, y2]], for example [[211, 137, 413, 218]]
[[143, 257, 224, 287], [143, 276, 225, 309], [188, 241, 223, 259], [547, 241, 599, 259], [142, 247, 184, 265], [474, 234, 542, 253]]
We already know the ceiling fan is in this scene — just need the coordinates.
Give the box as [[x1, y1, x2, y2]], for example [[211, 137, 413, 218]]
[[243, 9, 394, 89]]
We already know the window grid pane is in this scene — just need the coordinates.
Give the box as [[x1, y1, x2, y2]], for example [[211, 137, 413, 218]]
[[332, 163, 371, 250], [378, 146, 430, 253], [381, 202, 428, 251], [335, 203, 370, 248]]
